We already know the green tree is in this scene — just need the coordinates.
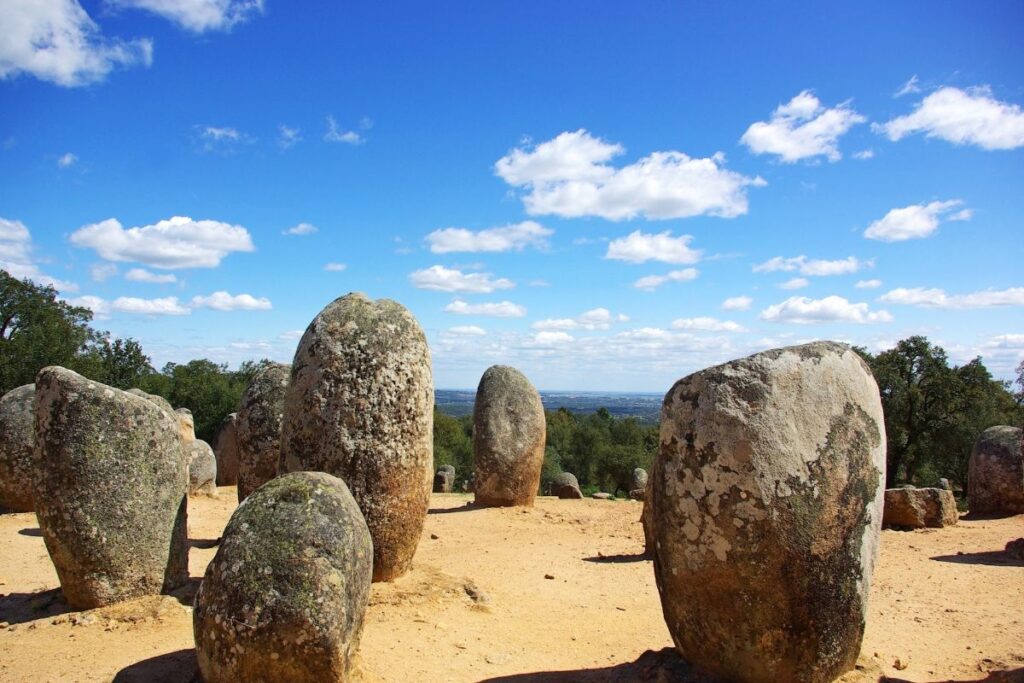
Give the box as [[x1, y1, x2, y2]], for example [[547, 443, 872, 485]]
[[156, 359, 247, 442], [433, 408, 473, 482]]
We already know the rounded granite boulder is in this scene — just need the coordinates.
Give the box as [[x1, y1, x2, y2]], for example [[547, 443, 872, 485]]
[[883, 487, 958, 528], [187, 439, 218, 497], [550, 472, 583, 499], [968, 425, 1024, 515], [0, 384, 36, 512], [651, 341, 886, 683], [472, 365, 546, 507], [279, 293, 433, 582], [194, 471, 373, 683], [33, 367, 189, 609], [433, 465, 455, 493], [213, 412, 240, 486], [236, 363, 290, 502]]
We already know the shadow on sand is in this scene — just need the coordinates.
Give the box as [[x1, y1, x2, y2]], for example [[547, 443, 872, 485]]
[[187, 537, 219, 549], [112, 649, 199, 683], [0, 588, 73, 625], [476, 648, 720, 682], [582, 552, 648, 564], [930, 550, 1024, 567], [429, 502, 484, 515], [17, 527, 42, 537]]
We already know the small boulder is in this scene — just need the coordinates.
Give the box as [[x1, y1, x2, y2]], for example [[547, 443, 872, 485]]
[[592, 492, 613, 500], [0, 384, 35, 512], [472, 365, 546, 507], [631, 467, 648, 492], [33, 367, 189, 609], [236, 363, 290, 502], [175, 408, 196, 444], [433, 466, 455, 493], [194, 472, 372, 682], [937, 477, 952, 491], [883, 487, 958, 528], [629, 488, 645, 501], [187, 440, 218, 497], [968, 426, 1024, 515], [213, 413, 239, 486], [550, 472, 583, 499]]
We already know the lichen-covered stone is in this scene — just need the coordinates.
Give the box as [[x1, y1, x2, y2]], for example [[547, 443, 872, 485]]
[[175, 408, 196, 444], [651, 341, 886, 683], [968, 426, 1024, 515], [33, 367, 189, 609], [187, 440, 218, 497], [632, 467, 648, 492], [550, 472, 583, 499], [236, 363, 290, 502], [279, 293, 433, 582], [213, 413, 240, 486], [883, 487, 958, 528], [641, 476, 654, 557], [125, 388, 174, 417], [0, 384, 36, 512], [433, 466, 455, 493], [194, 471, 372, 683], [472, 365, 545, 507]]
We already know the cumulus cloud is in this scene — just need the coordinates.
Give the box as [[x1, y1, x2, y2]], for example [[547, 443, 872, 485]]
[[760, 295, 892, 324], [876, 86, 1024, 150], [125, 267, 176, 283], [324, 116, 363, 145], [69, 216, 254, 269], [447, 325, 486, 336], [278, 124, 301, 150], [753, 255, 871, 276], [425, 221, 552, 254], [532, 307, 629, 331], [633, 268, 699, 291], [109, 0, 264, 32], [323, 262, 346, 272], [722, 296, 753, 311], [68, 294, 189, 317], [190, 291, 272, 311], [57, 152, 77, 168], [0, 0, 152, 87], [529, 331, 574, 346], [0, 216, 78, 291], [780, 277, 809, 290], [606, 230, 701, 264], [495, 129, 764, 221], [863, 199, 969, 242], [283, 222, 318, 236], [409, 265, 514, 293], [444, 299, 526, 318], [855, 279, 882, 289], [671, 317, 747, 333], [740, 90, 866, 162], [879, 287, 1024, 309]]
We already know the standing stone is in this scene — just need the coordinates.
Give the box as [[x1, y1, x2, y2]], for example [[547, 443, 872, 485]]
[[0, 384, 35, 512], [213, 413, 240, 486], [472, 365, 545, 507], [652, 342, 886, 683], [279, 293, 433, 582], [125, 388, 174, 416], [194, 472, 372, 683], [433, 465, 455, 493], [632, 467, 648, 492], [176, 408, 196, 444], [33, 367, 189, 609], [641, 477, 654, 557], [883, 487, 958, 528], [937, 477, 952, 491], [968, 426, 1024, 515], [550, 472, 583, 499], [187, 440, 218, 497], [236, 363, 290, 502]]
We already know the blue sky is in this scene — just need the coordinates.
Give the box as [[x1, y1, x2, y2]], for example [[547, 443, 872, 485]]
[[2, 1, 1023, 391]]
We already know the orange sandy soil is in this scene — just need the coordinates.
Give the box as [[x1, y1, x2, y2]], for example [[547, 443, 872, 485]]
[[1, 490, 1022, 683]]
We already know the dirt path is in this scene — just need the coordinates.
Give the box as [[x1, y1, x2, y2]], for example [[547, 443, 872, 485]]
[[1, 490, 1021, 682]]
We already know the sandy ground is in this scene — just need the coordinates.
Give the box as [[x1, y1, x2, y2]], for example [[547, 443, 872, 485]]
[[0, 490, 1021, 683]]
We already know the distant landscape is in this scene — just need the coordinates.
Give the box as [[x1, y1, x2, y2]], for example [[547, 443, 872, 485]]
[[435, 389, 664, 423]]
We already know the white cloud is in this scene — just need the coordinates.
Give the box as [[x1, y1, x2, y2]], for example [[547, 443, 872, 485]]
[[530, 331, 574, 346], [740, 90, 866, 162], [722, 296, 753, 311], [57, 152, 77, 168], [69, 294, 189, 317], [606, 230, 701, 264], [855, 279, 882, 289], [70, 216, 254, 269], [0, 0, 152, 87], [495, 129, 764, 221], [863, 199, 968, 242], [895, 75, 921, 98], [780, 277, 809, 290], [879, 287, 1024, 309], [323, 262, 347, 272], [633, 268, 699, 291], [90, 263, 118, 281], [109, 0, 264, 32], [753, 255, 871, 276], [671, 317, 746, 333], [447, 325, 486, 336], [283, 222, 318, 236], [0, 216, 78, 291], [190, 291, 272, 311], [532, 307, 628, 331], [425, 221, 552, 254], [409, 265, 514, 293], [876, 86, 1024, 150], [853, 149, 875, 160], [760, 295, 892, 324], [444, 299, 526, 318], [325, 116, 363, 145], [125, 267, 176, 283], [195, 125, 253, 152], [279, 329, 304, 340], [278, 124, 301, 150]]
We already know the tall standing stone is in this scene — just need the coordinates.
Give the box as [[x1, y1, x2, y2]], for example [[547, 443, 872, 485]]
[[187, 440, 218, 496], [651, 342, 886, 683], [194, 472, 373, 683], [213, 412, 240, 486], [0, 384, 35, 512], [472, 365, 546, 507], [236, 363, 290, 502], [175, 408, 196, 444], [33, 367, 189, 609], [968, 426, 1024, 514], [279, 293, 433, 582]]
